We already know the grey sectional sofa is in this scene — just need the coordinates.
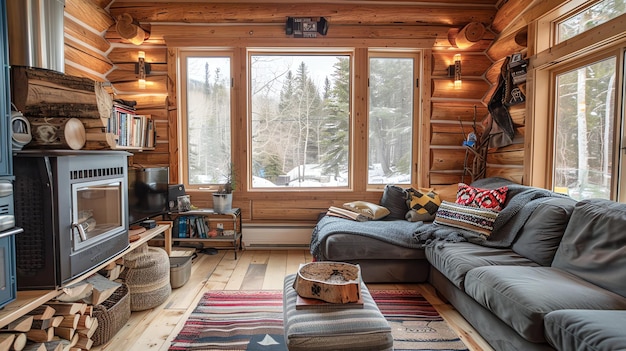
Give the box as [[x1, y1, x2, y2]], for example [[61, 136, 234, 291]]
[[311, 179, 626, 351]]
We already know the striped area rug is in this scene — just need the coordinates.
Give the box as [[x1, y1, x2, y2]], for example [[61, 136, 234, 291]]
[[169, 289, 468, 351]]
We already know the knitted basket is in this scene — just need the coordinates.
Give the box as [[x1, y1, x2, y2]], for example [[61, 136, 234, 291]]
[[123, 247, 171, 311], [92, 283, 131, 346]]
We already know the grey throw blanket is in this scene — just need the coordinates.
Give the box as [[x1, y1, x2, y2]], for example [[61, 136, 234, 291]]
[[414, 179, 569, 248], [310, 217, 426, 260], [310, 178, 570, 259]]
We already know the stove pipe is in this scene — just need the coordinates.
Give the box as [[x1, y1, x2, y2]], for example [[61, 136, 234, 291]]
[[6, 0, 65, 73]]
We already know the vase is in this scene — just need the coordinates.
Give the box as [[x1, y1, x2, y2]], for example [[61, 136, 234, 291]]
[[212, 193, 233, 214]]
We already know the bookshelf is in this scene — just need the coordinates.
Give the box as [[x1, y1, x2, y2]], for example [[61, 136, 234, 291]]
[[163, 208, 243, 259], [83, 103, 156, 151], [107, 103, 156, 150]]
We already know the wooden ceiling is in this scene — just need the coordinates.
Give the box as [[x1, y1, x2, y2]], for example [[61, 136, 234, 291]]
[[109, 1, 501, 27]]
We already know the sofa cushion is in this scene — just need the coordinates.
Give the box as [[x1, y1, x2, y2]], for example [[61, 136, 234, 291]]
[[464, 266, 626, 343], [323, 233, 426, 261], [380, 184, 409, 220], [425, 242, 538, 290], [406, 188, 441, 222], [456, 182, 508, 212], [511, 197, 577, 266], [544, 310, 626, 351], [434, 201, 499, 236], [552, 198, 626, 298]]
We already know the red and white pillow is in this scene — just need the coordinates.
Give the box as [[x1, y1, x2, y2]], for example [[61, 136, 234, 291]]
[[456, 183, 508, 212]]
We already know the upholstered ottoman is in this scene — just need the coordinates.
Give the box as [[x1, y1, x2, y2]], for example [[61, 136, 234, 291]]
[[282, 273, 393, 351]]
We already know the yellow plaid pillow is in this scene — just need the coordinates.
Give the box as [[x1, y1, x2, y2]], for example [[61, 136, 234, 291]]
[[406, 188, 442, 222]]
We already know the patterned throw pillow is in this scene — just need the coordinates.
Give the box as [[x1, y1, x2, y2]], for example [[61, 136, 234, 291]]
[[405, 188, 441, 222], [456, 183, 508, 212], [434, 201, 499, 237]]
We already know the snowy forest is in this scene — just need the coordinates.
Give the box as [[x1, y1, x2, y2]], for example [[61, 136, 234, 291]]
[[186, 54, 414, 188], [552, 0, 624, 199]]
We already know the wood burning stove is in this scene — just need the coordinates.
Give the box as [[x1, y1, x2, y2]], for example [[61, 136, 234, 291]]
[[13, 150, 130, 290]]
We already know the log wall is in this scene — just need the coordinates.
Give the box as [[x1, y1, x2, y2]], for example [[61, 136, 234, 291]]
[[63, 0, 170, 169], [58, 0, 564, 223]]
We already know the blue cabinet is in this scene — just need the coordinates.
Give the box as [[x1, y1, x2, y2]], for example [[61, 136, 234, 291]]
[[0, 0, 10, 176], [0, 0, 17, 308]]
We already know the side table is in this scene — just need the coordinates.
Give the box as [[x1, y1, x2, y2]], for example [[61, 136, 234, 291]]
[[164, 208, 243, 259]]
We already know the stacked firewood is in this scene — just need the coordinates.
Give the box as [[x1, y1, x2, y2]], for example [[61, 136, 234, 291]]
[[0, 262, 124, 351], [0, 302, 97, 351]]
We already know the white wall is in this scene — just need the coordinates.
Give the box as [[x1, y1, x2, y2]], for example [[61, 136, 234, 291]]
[[242, 223, 313, 249]]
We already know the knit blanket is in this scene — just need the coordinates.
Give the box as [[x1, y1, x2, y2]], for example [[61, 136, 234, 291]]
[[310, 216, 426, 260]]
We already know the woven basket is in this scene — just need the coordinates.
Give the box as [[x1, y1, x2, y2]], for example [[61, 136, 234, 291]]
[[123, 247, 171, 311], [92, 283, 131, 346]]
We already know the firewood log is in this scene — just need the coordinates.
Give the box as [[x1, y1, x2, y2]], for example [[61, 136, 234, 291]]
[[21, 343, 45, 351], [83, 275, 120, 306], [26, 307, 55, 321], [0, 316, 33, 332], [55, 282, 93, 303], [0, 333, 15, 351], [45, 303, 87, 317], [76, 319, 97, 339], [50, 317, 64, 328], [10, 332, 27, 351], [74, 335, 92, 350], [58, 316, 78, 330], [26, 328, 54, 343], [53, 327, 74, 341]]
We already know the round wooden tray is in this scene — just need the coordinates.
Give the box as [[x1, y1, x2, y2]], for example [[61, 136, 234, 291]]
[[294, 262, 361, 303]]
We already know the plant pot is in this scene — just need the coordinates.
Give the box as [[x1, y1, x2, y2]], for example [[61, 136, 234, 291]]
[[213, 193, 233, 214]]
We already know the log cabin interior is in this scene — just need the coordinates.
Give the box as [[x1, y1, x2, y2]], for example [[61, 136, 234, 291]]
[[1, 0, 625, 350]]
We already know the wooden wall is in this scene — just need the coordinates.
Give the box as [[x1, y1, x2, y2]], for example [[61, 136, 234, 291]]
[[63, 0, 170, 169], [63, 0, 578, 223]]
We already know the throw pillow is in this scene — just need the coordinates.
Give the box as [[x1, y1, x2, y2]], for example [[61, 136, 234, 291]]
[[434, 201, 499, 237], [456, 183, 508, 212], [343, 201, 390, 220], [405, 188, 441, 222], [380, 184, 409, 220]]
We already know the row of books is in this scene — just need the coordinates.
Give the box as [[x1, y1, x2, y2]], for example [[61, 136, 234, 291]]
[[107, 103, 156, 148], [173, 215, 211, 238]]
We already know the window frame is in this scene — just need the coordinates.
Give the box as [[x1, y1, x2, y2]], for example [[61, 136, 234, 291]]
[[177, 47, 423, 194], [246, 49, 355, 191], [550, 52, 620, 199], [528, 7, 626, 200], [366, 50, 421, 188], [178, 49, 235, 191]]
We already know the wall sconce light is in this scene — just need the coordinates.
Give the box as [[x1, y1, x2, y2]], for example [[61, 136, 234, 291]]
[[135, 51, 151, 89], [448, 54, 462, 89], [116, 13, 150, 45]]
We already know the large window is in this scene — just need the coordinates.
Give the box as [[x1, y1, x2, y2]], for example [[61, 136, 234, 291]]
[[180, 52, 232, 187], [179, 49, 421, 192], [556, 0, 625, 43], [250, 53, 351, 188], [368, 55, 415, 184], [553, 57, 616, 199], [534, 0, 626, 200]]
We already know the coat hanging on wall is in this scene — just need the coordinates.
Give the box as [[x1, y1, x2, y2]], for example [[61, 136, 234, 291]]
[[485, 56, 516, 148]]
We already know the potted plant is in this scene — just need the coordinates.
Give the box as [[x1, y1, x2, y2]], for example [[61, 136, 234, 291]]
[[212, 163, 236, 214]]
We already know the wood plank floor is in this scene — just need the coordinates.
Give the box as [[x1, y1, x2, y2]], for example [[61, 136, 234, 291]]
[[92, 248, 494, 351]]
